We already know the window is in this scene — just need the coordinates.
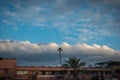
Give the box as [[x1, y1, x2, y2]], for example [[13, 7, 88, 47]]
[[115, 69, 120, 74], [46, 71, 51, 75], [42, 71, 46, 75], [51, 71, 55, 75], [105, 71, 111, 74], [60, 71, 67, 75], [92, 71, 98, 74], [100, 71, 103, 74], [17, 71, 29, 75], [4, 69, 8, 73]]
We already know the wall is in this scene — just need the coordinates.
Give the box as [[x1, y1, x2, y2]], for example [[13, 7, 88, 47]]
[[0, 58, 16, 80]]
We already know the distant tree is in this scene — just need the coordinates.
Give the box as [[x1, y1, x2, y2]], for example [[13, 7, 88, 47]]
[[63, 56, 86, 80]]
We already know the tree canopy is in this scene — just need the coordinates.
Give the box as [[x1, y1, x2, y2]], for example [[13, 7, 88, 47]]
[[63, 56, 86, 68]]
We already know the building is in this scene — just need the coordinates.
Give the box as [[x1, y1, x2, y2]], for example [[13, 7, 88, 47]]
[[0, 58, 16, 80], [0, 58, 120, 80], [95, 61, 120, 68]]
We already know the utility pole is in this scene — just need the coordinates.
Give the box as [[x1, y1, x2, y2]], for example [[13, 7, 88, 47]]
[[57, 47, 63, 66]]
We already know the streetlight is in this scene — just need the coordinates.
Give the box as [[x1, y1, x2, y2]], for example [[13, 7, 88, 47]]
[[57, 47, 63, 66]]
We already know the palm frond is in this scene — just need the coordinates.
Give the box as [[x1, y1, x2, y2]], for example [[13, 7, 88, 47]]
[[63, 56, 86, 68]]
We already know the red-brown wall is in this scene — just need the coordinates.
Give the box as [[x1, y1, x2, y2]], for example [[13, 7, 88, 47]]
[[0, 58, 16, 79]]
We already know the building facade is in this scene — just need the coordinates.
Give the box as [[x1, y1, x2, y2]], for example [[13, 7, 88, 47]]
[[0, 58, 16, 80], [0, 58, 120, 80]]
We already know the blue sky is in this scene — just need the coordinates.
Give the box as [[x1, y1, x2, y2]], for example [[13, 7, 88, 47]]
[[0, 0, 120, 66]]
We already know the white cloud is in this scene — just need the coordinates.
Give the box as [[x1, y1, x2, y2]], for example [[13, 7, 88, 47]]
[[0, 40, 120, 66], [34, 23, 46, 27], [2, 20, 16, 25], [5, 11, 16, 17]]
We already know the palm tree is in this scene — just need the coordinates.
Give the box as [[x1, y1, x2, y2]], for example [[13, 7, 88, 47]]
[[31, 71, 38, 80], [63, 56, 86, 80]]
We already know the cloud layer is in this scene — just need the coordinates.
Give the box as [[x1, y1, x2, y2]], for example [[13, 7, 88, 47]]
[[0, 40, 120, 66]]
